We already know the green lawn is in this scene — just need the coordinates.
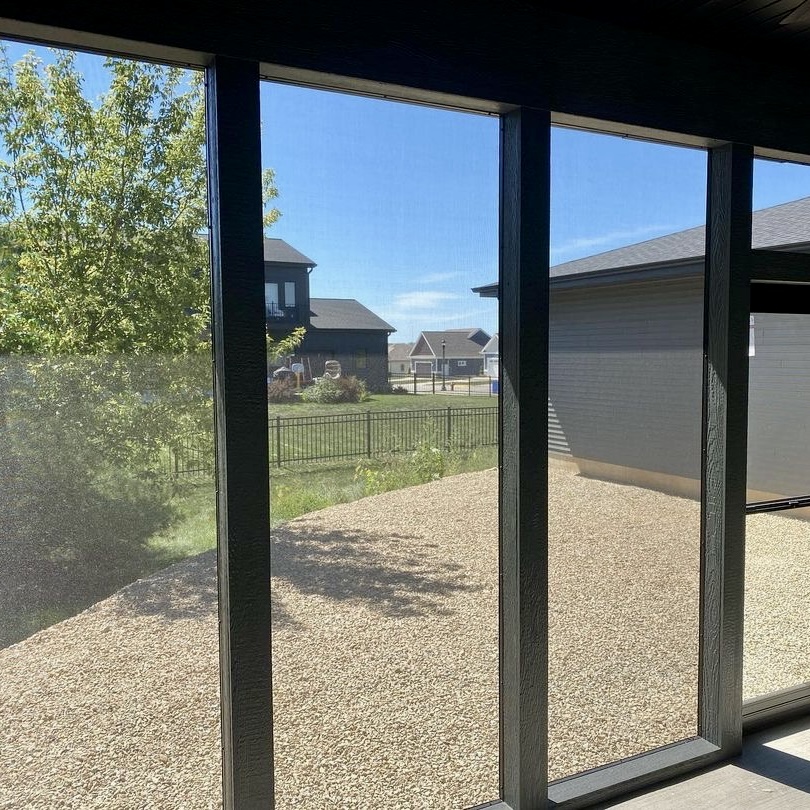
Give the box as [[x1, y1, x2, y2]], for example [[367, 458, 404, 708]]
[[267, 391, 497, 417]]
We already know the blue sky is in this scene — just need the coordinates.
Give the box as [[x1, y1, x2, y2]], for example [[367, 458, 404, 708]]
[[3, 41, 810, 343]]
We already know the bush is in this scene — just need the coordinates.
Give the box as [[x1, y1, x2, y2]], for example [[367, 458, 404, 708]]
[[268, 376, 298, 403], [300, 374, 368, 404], [391, 385, 409, 395]]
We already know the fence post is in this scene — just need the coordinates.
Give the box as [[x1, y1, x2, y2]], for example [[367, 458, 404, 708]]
[[366, 410, 372, 457], [276, 415, 282, 467], [446, 406, 452, 449], [413, 372, 417, 396], [468, 376, 472, 396], [432, 372, 435, 395]]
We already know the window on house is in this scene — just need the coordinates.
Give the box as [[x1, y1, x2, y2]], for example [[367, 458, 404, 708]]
[[284, 281, 296, 307], [266, 282, 280, 316], [458, 360, 467, 367], [0, 40, 219, 807], [355, 349, 368, 369]]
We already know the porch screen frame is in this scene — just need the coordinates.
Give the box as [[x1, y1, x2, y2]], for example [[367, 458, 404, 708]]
[[0, 21, 777, 810]]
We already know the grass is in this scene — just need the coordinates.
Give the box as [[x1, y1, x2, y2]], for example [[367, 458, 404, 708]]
[[267, 391, 497, 418], [143, 444, 499, 559]]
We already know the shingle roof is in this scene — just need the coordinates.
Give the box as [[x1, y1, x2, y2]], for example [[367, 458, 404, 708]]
[[412, 328, 490, 358], [263, 238, 317, 266], [472, 195, 810, 291], [388, 342, 414, 361], [309, 298, 395, 332], [552, 196, 810, 277]]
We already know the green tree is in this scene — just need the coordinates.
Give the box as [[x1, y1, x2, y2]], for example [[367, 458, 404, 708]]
[[0, 46, 284, 355], [0, 46, 295, 645]]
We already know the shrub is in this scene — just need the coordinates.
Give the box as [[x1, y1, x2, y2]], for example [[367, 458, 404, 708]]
[[335, 375, 368, 402], [300, 374, 367, 404], [391, 385, 409, 395], [268, 376, 298, 403]]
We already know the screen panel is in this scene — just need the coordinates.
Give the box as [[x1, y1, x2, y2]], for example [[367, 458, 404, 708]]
[[0, 42, 220, 807], [548, 127, 707, 780], [260, 81, 500, 808]]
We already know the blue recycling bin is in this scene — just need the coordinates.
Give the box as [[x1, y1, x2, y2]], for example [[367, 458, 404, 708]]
[[491, 379, 499, 394]]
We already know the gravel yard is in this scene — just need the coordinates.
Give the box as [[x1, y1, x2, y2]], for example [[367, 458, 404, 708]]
[[1, 466, 808, 808]]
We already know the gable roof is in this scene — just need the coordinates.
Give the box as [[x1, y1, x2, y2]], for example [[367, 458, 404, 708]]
[[481, 333, 499, 354], [410, 328, 491, 358], [263, 238, 317, 267], [472, 195, 810, 294], [309, 298, 395, 332], [388, 342, 413, 361]]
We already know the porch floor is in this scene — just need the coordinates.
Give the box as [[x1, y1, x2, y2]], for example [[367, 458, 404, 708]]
[[604, 715, 810, 809]]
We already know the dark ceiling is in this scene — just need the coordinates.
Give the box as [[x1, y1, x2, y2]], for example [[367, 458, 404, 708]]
[[570, 0, 810, 55]]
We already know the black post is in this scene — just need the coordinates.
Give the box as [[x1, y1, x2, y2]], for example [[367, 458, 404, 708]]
[[366, 410, 372, 457], [413, 371, 417, 395], [276, 415, 282, 467], [441, 339, 447, 391], [206, 56, 274, 810], [432, 372, 435, 394], [500, 106, 550, 810]]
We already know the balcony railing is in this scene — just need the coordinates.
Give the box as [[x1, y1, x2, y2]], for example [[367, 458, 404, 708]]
[[265, 304, 300, 323]]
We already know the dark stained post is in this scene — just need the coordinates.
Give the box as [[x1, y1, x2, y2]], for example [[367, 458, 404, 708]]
[[499, 106, 550, 809], [206, 56, 274, 810], [700, 142, 752, 753]]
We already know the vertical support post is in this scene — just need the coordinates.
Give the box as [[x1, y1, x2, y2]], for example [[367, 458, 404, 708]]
[[500, 107, 550, 809], [700, 142, 752, 753], [366, 410, 372, 457], [413, 371, 417, 395], [446, 406, 452, 449], [206, 56, 274, 810], [432, 372, 436, 394], [276, 415, 282, 468]]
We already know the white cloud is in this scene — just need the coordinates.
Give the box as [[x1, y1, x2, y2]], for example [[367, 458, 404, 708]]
[[391, 290, 460, 310], [418, 270, 467, 283], [551, 224, 679, 262]]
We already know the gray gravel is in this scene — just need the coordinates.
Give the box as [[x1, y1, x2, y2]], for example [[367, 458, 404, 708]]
[[1, 466, 808, 808]]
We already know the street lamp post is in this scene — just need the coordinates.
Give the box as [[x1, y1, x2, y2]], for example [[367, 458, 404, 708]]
[[441, 339, 446, 391]]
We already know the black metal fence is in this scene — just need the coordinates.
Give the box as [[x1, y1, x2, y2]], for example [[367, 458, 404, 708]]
[[168, 405, 498, 475], [388, 372, 498, 396]]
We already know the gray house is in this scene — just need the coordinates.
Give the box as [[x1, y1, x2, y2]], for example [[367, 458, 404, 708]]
[[388, 342, 414, 375], [264, 239, 395, 391], [409, 328, 490, 377], [476, 195, 810, 502], [480, 333, 499, 378]]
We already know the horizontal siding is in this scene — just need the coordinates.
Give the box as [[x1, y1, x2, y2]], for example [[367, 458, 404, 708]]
[[748, 312, 810, 497], [549, 278, 704, 479], [548, 398, 571, 455]]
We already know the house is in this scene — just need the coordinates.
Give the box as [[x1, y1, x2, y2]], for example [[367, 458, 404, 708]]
[[6, 2, 810, 808], [480, 333, 499, 378], [475, 196, 810, 502], [387, 342, 413, 375], [408, 328, 490, 376], [264, 238, 395, 391]]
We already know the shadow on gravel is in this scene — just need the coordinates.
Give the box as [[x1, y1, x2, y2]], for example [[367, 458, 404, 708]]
[[108, 549, 300, 629], [269, 524, 479, 620], [24, 520, 479, 634]]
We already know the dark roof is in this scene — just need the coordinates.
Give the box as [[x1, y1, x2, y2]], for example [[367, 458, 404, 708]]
[[553, 195, 810, 278], [263, 238, 317, 267], [411, 328, 490, 358], [473, 196, 810, 293], [309, 298, 395, 332], [388, 342, 414, 361]]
